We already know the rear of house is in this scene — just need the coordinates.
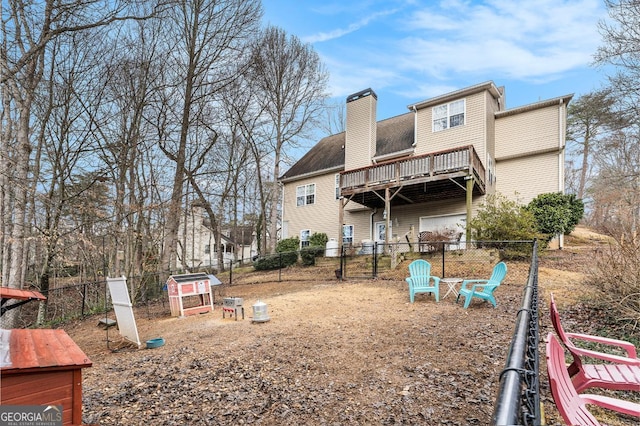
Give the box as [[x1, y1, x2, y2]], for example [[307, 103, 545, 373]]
[[280, 81, 571, 249]]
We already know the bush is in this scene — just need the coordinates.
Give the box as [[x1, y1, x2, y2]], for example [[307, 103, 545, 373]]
[[299, 233, 329, 266], [300, 246, 325, 266], [253, 253, 284, 271], [469, 193, 543, 259], [527, 192, 584, 239], [276, 237, 299, 267], [565, 194, 584, 234], [309, 232, 328, 248], [253, 237, 300, 270], [590, 237, 640, 335]]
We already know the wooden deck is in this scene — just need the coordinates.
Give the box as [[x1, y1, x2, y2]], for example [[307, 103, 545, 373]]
[[339, 145, 486, 208]]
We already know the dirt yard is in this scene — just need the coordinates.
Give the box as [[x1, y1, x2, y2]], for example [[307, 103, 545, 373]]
[[63, 227, 638, 425]]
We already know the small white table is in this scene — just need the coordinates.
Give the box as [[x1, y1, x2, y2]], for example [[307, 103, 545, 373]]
[[441, 278, 463, 299]]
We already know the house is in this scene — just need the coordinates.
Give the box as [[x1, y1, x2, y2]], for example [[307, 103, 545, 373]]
[[178, 203, 257, 270], [279, 81, 572, 249]]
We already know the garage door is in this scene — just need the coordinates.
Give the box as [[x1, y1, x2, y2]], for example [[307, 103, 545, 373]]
[[420, 214, 466, 248]]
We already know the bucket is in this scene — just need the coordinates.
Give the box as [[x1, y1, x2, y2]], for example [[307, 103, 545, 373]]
[[325, 238, 339, 257], [361, 239, 374, 254], [252, 300, 270, 323]]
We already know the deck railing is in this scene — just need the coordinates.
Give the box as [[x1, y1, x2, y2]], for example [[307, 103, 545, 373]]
[[340, 145, 486, 191]]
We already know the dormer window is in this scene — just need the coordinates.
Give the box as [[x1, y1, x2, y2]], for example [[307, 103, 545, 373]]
[[432, 99, 465, 132]]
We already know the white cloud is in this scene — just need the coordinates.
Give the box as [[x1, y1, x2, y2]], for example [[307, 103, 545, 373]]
[[321, 54, 401, 98], [399, 0, 604, 81], [303, 8, 399, 43]]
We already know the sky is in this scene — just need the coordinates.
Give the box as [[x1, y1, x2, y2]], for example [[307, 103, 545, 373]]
[[262, 0, 611, 141]]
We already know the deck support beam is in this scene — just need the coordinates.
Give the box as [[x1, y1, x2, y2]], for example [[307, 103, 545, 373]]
[[465, 175, 474, 244]]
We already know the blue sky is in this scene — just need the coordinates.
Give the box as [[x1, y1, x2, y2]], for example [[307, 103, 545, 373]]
[[262, 0, 610, 128]]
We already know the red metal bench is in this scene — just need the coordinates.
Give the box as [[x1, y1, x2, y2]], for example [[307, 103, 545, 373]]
[[546, 333, 640, 426], [550, 294, 640, 393]]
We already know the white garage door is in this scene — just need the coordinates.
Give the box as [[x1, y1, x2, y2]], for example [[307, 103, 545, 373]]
[[420, 213, 466, 244]]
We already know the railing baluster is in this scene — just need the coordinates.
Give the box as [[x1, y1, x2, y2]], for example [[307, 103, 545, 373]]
[[339, 145, 485, 192]]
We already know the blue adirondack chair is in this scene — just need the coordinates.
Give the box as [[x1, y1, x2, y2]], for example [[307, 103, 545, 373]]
[[405, 259, 440, 303], [456, 261, 507, 308]]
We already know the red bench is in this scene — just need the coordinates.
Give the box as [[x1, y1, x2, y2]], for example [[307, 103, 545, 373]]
[[546, 333, 640, 426]]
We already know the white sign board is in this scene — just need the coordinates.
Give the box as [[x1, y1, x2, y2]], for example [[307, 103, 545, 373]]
[[107, 276, 141, 348]]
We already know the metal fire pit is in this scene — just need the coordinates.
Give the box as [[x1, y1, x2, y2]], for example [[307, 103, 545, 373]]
[[222, 297, 244, 320]]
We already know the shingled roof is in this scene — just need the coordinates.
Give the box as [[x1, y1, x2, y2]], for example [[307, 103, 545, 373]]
[[280, 112, 414, 181]]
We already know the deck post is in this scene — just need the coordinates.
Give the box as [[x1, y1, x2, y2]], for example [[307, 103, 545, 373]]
[[385, 187, 391, 252], [338, 196, 345, 251], [466, 175, 474, 243]]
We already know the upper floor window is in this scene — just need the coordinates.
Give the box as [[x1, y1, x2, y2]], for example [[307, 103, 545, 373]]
[[335, 174, 341, 200], [432, 99, 465, 132], [296, 183, 315, 206]]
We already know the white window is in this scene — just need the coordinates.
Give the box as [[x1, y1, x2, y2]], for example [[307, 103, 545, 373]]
[[204, 244, 210, 254], [487, 154, 496, 185], [335, 174, 340, 200], [300, 229, 310, 247], [342, 225, 354, 245], [432, 99, 465, 132], [296, 183, 315, 206]]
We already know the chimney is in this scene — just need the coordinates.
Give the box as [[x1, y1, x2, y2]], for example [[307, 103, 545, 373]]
[[345, 88, 377, 170]]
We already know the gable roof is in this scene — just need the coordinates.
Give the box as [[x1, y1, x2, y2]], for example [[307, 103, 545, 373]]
[[281, 112, 414, 181]]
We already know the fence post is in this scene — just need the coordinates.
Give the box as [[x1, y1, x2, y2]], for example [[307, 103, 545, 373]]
[[372, 243, 377, 278], [441, 242, 446, 277], [341, 246, 345, 280], [229, 259, 233, 286], [81, 282, 87, 317]]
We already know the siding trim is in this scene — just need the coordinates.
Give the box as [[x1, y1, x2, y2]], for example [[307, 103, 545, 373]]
[[496, 146, 563, 162], [280, 165, 344, 183]]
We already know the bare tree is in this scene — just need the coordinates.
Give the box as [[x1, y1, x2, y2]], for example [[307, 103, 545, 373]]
[[595, 0, 640, 112], [566, 89, 626, 199], [319, 100, 346, 136], [589, 129, 640, 237], [218, 76, 272, 255], [248, 26, 329, 253], [158, 0, 261, 276], [0, 0, 159, 328]]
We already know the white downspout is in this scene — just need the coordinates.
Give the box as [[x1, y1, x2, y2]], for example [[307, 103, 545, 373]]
[[370, 208, 378, 241]]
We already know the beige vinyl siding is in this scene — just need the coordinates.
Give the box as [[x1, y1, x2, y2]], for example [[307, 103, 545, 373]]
[[345, 94, 376, 170], [283, 174, 341, 242], [495, 105, 562, 159], [343, 210, 375, 244], [496, 152, 561, 204], [373, 197, 486, 244], [414, 91, 487, 162]]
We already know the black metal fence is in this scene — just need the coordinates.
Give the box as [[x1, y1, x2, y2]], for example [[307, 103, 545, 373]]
[[12, 239, 542, 424], [492, 240, 541, 425], [15, 240, 533, 323], [336, 240, 534, 281]]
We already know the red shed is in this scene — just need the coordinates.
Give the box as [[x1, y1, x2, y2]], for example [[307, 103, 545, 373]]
[[0, 328, 92, 425]]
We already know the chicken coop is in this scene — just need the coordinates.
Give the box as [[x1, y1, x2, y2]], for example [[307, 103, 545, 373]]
[[166, 273, 215, 317]]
